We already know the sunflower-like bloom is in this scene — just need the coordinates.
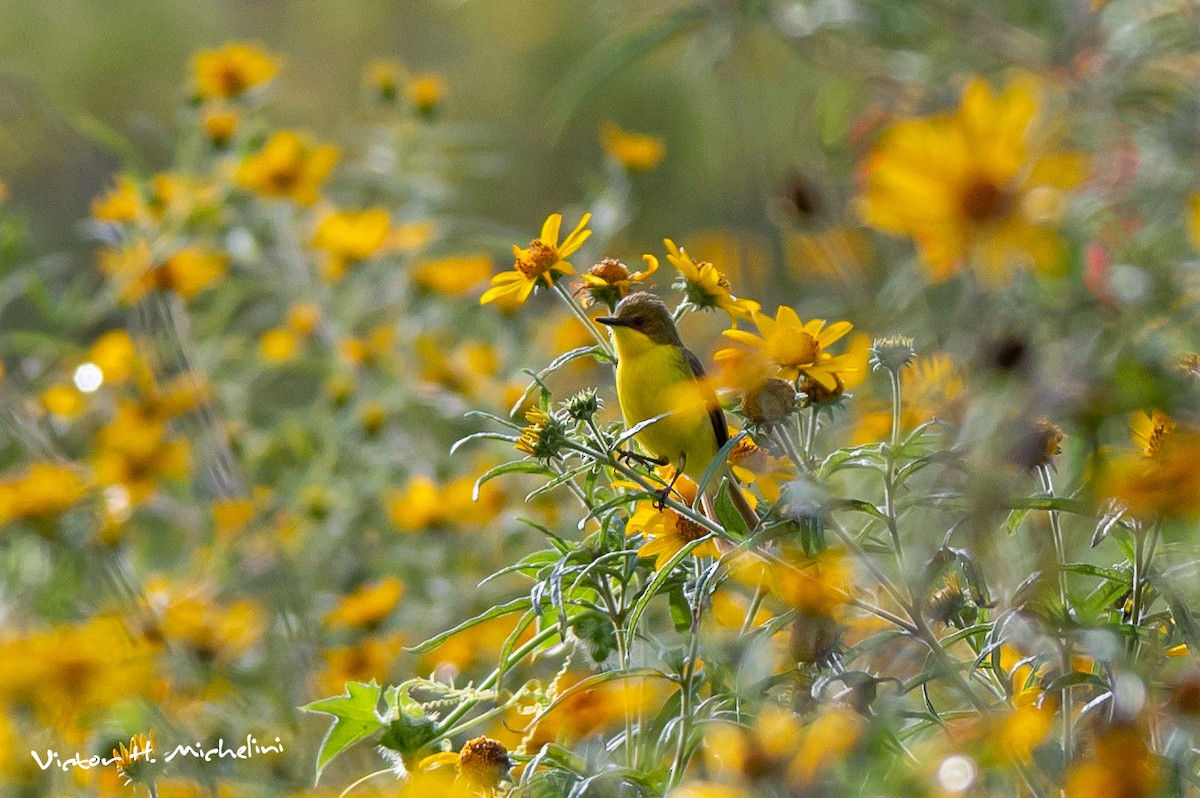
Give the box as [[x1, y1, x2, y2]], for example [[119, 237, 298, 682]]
[[192, 42, 279, 100], [625, 474, 719, 570], [859, 76, 1085, 282], [575, 255, 657, 309], [236, 130, 339, 206], [312, 207, 391, 281], [659, 238, 759, 322], [480, 213, 592, 305], [1131, 409, 1173, 458], [323, 576, 404, 630], [716, 306, 855, 390]]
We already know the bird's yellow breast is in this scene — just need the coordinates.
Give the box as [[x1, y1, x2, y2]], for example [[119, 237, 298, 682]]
[[610, 327, 719, 479]]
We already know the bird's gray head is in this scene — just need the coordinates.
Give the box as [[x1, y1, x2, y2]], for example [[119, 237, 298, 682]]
[[597, 292, 682, 346]]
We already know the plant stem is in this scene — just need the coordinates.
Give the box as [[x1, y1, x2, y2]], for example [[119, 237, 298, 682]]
[[884, 369, 906, 570], [554, 282, 614, 360], [1036, 464, 1072, 763]]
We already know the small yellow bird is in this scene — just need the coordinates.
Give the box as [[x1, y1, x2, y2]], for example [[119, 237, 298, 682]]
[[597, 292, 757, 529]]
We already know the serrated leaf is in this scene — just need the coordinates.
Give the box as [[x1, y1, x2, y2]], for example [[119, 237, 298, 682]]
[[300, 681, 384, 783]]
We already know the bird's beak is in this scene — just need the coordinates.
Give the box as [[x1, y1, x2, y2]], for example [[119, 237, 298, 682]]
[[596, 316, 625, 327]]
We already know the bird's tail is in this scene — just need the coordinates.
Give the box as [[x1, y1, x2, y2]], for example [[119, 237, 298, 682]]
[[699, 465, 759, 534]]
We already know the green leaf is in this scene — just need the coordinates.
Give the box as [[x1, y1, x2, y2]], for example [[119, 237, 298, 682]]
[[405, 597, 533, 654], [300, 681, 384, 783], [713, 481, 751, 539], [1005, 508, 1031, 535], [474, 461, 554, 500]]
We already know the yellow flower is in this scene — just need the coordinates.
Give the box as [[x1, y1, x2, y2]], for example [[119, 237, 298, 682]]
[[480, 212, 592, 305], [192, 41, 279, 100], [324, 577, 404, 630], [626, 474, 719, 569], [312, 206, 391, 280], [419, 736, 512, 790], [286, 302, 322, 336], [659, 238, 759, 322], [236, 130, 339, 206], [157, 246, 227, 298], [1099, 428, 1200, 518], [88, 330, 139, 386], [91, 176, 142, 223], [150, 579, 267, 661], [600, 121, 665, 172], [717, 306, 855, 390], [99, 241, 226, 305], [391, 219, 437, 253], [386, 475, 442, 531], [0, 462, 88, 525], [408, 73, 446, 115], [0, 617, 157, 738], [851, 352, 964, 444], [92, 400, 189, 505], [726, 435, 789, 502], [259, 327, 301, 362], [200, 104, 239, 147], [575, 255, 657, 309], [42, 383, 85, 418], [111, 731, 160, 786], [859, 76, 1085, 282], [1131, 409, 1173, 458], [365, 58, 403, 102], [1188, 194, 1200, 251], [316, 634, 405, 696], [413, 254, 494, 295]]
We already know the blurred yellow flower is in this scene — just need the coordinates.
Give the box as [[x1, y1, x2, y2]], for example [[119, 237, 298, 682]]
[[89, 329, 138, 386], [0, 461, 88, 525], [236, 130, 339, 206], [386, 474, 442, 531], [717, 307, 855, 390], [1099, 428, 1200, 518], [670, 783, 751, 798], [859, 76, 1085, 282], [408, 73, 446, 115], [91, 175, 142, 223], [317, 634, 405, 696], [625, 474, 719, 569], [92, 400, 190, 505], [391, 219, 437, 253], [99, 241, 226, 305], [851, 352, 964, 444], [0, 617, 157, 737], [1131, 409, 1173, 458], [726, 435, 789, 502], [600, 121, 665, 172], [788, 707, 862, 786], [286, 302, 322, 337], [324, 577, 404, 630], [157, 246, 227, 297], [193, 41, 280, 100], [414, 253, 494, 295], [658, 238, 759, 322], [259, 327, 301, 363], [150, 580, 267, 661], [42, 383, 85, 418], [312, 206, 391, 281], [365, 58, 403, 102], [1188, 194, 1200, 252], [481, 212, 592, 305], [200, 104, 239, 147]]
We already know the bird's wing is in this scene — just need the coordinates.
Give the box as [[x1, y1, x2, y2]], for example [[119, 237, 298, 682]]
[[684, 347, 729, 449]]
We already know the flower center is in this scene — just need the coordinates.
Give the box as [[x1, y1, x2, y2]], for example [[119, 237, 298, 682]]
[[589, 257, 631, 285], [676, 515, 708, 542], [216, 66, 249, 96], [515, 239, 560, 278], [960, 176, 1011, 222], [768, 331, 820, 369]]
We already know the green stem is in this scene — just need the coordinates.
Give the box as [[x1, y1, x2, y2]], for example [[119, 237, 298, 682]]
[[1036, 464, 1072, 762], [884, 369, 905, 570], [554, 282, 614, 360]]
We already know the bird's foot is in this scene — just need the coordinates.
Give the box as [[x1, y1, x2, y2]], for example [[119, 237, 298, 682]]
[[616, 449, 668, 470]]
